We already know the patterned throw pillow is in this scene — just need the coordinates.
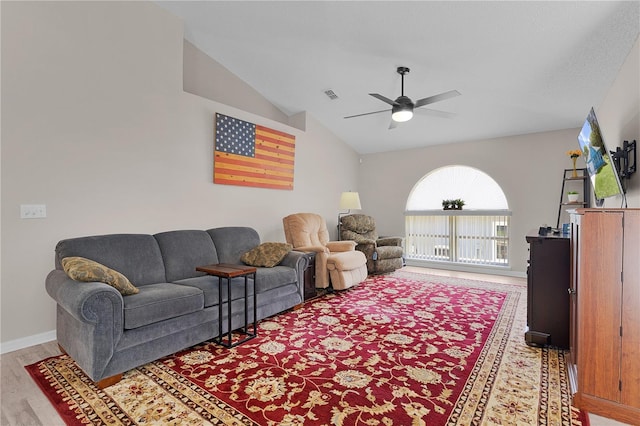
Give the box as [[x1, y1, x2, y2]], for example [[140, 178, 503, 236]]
[[241, 242, 293, 268], [61, 256, 139, 295]]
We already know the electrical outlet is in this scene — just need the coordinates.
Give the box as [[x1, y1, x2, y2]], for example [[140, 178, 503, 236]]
[[20, 204, 47, 219]]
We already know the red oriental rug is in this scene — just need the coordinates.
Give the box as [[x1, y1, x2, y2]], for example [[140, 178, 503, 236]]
[[26, 272, 589, 425]]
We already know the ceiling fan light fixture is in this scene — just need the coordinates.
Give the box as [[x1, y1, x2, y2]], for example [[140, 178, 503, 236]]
[[344, 66, 459, 127], [392, 105, 413, 122]]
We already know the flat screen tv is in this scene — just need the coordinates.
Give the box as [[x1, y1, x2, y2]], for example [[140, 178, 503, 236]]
[[576, 108, 624, 206]]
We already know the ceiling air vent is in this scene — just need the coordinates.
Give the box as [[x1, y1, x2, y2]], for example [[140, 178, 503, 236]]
[[324, 89, 339, 100]]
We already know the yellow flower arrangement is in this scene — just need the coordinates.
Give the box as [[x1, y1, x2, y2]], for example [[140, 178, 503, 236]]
[[566, 149, 582, 177], [567, 149, 582, 158]]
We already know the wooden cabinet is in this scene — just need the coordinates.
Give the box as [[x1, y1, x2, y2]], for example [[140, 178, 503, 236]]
[[525, 233, 570, 349], [621, 212, 640, 411], [571, 209, 640, 425]]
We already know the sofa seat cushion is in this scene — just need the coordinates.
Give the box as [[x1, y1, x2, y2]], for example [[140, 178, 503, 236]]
[[123, 283, 204, 330]]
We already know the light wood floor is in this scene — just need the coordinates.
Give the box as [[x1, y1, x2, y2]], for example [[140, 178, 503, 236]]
[[0, 267, 629, 425], [1, 340, 64, 425]]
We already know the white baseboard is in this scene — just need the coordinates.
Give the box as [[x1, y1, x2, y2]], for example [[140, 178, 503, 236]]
[[404, 259, 527, 278], [1, 330, 57, 355]]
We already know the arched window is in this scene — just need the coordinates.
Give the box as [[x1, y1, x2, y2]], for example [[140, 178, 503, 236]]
[[405, 165, 511, 268], [407, 165, 508, 210]]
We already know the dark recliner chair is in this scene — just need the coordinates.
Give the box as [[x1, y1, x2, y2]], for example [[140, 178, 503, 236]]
[[339, 214, 404, 274]]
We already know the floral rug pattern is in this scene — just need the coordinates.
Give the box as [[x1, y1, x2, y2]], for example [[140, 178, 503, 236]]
[[26, 272, 588, 425]]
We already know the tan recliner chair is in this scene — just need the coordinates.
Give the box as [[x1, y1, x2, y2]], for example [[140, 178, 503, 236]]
[[283, 213, 368, 291]]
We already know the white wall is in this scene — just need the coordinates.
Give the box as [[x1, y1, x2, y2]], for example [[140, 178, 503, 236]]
[[183, 40, 294, 130], [598, 36, 640, 208], [0, 1, 359, 350]]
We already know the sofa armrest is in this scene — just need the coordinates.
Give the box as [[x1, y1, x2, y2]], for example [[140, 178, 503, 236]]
[[377, 237, 403, 247], [46, 270, 124, 325], [279, 250, 308, 301], [326, 240, 357, 252], [280, 250, 308, 274], [45, 269, 125, 381], [294, 245, 329, 254]]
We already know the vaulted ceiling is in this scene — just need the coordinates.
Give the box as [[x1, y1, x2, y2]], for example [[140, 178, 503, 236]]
[[158, 1, 640, 154]]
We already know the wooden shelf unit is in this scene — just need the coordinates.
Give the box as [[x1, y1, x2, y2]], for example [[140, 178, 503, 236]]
[[557, 168, 590, 228]]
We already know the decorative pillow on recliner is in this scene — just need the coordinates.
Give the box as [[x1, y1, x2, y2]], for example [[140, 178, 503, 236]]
[[241, 242, 293, 268], [61, 256, 139, 295]]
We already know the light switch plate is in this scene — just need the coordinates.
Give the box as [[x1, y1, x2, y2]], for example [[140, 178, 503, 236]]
[[20, 204, 47, 219]]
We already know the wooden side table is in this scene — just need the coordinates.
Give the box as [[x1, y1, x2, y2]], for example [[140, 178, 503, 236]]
[[196, 263, 257, 348], [302, 252, 317, 301]]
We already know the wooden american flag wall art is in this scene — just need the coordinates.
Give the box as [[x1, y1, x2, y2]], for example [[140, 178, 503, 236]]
[[214, 113, 296, 190]]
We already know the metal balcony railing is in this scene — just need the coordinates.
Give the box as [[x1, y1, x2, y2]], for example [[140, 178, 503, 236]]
[[404, 210, 511, 266]]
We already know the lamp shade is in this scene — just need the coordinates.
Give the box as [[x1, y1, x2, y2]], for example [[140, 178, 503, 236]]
[[339, 191, 362, 210]]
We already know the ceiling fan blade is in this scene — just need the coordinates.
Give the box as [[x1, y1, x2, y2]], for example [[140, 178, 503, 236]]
[[414, 90, 461, 108], [415, 108, 457, 119], [344, 108, 391, 119], [369, 93, 398, 106], [388, 120, 398, 130]]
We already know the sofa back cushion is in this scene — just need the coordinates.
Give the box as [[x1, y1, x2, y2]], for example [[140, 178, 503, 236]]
[[207, 227, 260, 264], [154, 230, 219, 282], [55, 234, 166, 286]]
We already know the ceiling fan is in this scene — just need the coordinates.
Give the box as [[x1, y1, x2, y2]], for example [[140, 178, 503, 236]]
[[344, 66, 461, 129]]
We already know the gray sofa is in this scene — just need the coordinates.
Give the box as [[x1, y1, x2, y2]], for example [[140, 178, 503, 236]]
[[45, 227, 307, 386]]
